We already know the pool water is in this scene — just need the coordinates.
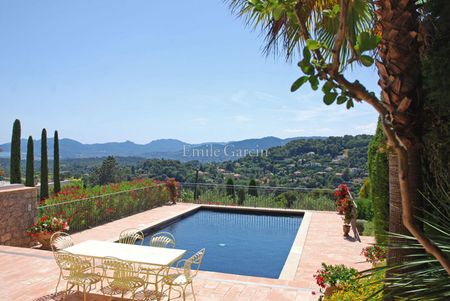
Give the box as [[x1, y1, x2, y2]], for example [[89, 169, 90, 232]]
[[140, 208, 303, 278]]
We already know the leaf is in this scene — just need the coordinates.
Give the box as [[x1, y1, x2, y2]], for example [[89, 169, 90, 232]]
[[306, 39, 321, 50], [323, 92, 338, 105], [346, 99, 354, 109], [299, 61, 314, 75], [309, 76, 319, 90], [356, 32, 381, 53], [291, 76, 309, 92], [321, 81, 334, 94], [360, 55, 374, 67], [337, 95, 347, 105], [302, 47, 311, 63], [272, 6, 285, 21]]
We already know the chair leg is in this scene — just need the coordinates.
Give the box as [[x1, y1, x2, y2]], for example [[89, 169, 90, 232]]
[[167, 285, 172, 301], [182, 286, 186, 301], [190, 282, 196, 301], [55, 272, 62, 295], [83, 284, 87, 301]]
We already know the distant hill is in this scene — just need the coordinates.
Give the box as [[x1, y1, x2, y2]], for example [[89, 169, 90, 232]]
[[0, 136, 325, 162]]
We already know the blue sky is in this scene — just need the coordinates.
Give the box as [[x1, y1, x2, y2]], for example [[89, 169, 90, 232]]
[[0, 0, 379, 144]]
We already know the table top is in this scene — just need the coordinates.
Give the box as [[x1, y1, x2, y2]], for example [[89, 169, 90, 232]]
[[64, 240, 186, 266]]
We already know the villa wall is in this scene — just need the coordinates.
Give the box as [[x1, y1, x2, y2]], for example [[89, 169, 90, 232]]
[[0, 186, 37, 247]]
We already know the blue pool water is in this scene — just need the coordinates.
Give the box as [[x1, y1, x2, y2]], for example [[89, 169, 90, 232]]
[[140, 208, 303, 278]]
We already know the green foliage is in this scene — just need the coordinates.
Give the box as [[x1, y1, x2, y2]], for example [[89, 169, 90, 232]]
[[53, 130, 61, 193], [39, 179, 170, 233], [358, 178, 370, 198], [25, 136, 34, 187], [92, 156, 121, 186], [10, 119, 21, 183], [275, 191, 298, 208], [315, 263, 359, 289], [368, 119, 389, 244], [362, 220, 374, 236], [421, 0, 450, 191], [248, 179, 258, 197], [355, 198, 373, 221], [40, 129, 49, 200], [374, 186, 450, 300], [226, 178, 235, 199], [237, 188, 246, 205]]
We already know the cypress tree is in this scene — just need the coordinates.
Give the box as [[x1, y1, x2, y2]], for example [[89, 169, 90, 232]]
[[53, 130, 61, 193], [226, 178, 235, 199], [40, 129, 49, 200], [248, 179, 258, 197], [25, 136, 34, 187], [10, 119, 21, 183]]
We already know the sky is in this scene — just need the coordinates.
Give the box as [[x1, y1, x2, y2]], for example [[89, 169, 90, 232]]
[[0, 0, 379, 144]]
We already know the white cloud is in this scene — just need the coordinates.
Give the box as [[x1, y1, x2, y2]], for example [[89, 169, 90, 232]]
[[282, 128, 306, 134]]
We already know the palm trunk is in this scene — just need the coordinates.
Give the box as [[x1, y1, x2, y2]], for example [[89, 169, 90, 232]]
[[377, 0, 450, 274], [387, 148, 422, 267]]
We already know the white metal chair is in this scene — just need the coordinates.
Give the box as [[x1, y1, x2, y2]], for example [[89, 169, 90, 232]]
[[118, 228, 144, 245], [100, 256, 145, 300], [162, 248, 205, 301], [54, 251, 101, 301], [149, 232, 176, 248]]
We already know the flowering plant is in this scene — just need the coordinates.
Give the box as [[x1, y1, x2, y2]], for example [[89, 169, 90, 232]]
[[26, 215, 69, 236], [314, 263, 359, 289], [335, 184, 349, 200], [361, 245, 387, 264], [165, 178, 180, 204]]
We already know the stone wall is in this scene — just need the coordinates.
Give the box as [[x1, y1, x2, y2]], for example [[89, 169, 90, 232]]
[[0, 186, 37, 247]]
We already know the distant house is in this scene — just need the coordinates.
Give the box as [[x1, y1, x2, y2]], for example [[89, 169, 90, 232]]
[[306, 151, 315, 156]]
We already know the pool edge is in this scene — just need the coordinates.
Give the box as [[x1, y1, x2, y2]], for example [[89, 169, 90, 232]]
[[279, 211, 312, 280]]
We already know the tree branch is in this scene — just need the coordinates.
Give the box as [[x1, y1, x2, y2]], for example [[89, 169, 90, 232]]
[[331, 0, 349, 74]]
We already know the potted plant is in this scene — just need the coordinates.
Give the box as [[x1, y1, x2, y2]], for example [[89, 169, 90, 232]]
[[165, 178, 180, 204], [314, 263, 359, 297], [361, 245, 387, 266], [339, 196, 354, 236], [334, 184, 349, 214], [26, 215, 69, 250]]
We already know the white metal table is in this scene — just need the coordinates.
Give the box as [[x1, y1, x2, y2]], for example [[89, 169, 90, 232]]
[[64, 240, 186, 300]]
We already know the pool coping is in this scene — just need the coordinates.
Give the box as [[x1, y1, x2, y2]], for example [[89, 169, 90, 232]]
[[279, 211, 311, 280], [132, 203, 309, 281]]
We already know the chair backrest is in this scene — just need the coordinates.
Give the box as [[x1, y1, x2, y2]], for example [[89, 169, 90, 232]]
[[149, 232, 176, 248], [118, 228, 144, 245], [183, 248, 205, 280], [101, 256, 139, 286], [54, 251, 91, 280], [51, 232, 74, 253]]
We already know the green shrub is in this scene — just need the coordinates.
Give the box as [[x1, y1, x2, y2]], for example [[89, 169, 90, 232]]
[[362, 220, 374, 236], [248, 179, 258, 197], [275, 191, 298, 208], [226, 178, 235, 199], [358, 178, 370, 198], [355, 198, 374, 220], [237, 188, 246, 205], [368, 120, 389, 244]]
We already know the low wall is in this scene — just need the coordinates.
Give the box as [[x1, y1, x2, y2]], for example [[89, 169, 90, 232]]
[[0, 186, 37, 247]]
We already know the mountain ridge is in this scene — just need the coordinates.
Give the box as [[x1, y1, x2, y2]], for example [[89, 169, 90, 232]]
[[0, 136, 326, 162]]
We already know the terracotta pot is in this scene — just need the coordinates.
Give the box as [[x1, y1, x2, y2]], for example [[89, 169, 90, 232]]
[[343, 224, 351, 236], [35, 232, 53, 250], [324, 286, 336, 297]]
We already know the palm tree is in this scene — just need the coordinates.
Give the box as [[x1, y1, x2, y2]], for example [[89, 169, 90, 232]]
[[227, 0, 450, 273]]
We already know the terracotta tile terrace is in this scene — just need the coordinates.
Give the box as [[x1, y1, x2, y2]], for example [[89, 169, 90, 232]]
[[0, 203, 373, 301]]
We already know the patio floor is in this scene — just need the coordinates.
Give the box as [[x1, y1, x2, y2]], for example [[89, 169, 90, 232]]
[[0, 203, 373, 300]]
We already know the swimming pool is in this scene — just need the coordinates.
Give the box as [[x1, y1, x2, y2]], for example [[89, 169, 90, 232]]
[[140, 207, 303, 278]]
